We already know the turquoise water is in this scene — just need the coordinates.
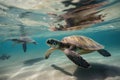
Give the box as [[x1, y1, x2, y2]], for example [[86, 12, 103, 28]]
[[0, 0, 120, 80]]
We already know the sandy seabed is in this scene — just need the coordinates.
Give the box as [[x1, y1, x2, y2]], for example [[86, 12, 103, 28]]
[[0, 52, 120, 80]]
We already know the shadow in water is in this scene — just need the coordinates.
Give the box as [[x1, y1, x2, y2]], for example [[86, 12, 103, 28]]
[[52, 63, 120, 80], [51, 64, 73, 76], [23, 57, 45, 66], [74, 63, 120, 80]]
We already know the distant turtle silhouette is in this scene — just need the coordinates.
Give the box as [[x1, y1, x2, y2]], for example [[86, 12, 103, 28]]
[[9, 36, 37, 52], [0, 54, 11, 60]]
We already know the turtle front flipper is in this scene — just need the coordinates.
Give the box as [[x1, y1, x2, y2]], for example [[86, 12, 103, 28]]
[[45, 48, 57, 59], [22, 42, 27, 52], [64, 49, 91, 68]]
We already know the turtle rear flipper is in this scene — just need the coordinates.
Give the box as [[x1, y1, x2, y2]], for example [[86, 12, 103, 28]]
[[22, 43, 27, 52], [64, 49, 91, 68], [97, 49, 111, 57]]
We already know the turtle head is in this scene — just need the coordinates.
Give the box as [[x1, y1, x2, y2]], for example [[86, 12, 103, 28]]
[[46, 39, 60, 48]]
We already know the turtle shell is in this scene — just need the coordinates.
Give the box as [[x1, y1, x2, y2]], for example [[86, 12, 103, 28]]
[[61, 35, 104, 50], [20, 36, 34, 43]]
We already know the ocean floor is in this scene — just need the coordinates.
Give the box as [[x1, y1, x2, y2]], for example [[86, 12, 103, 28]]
[[0, 49, 120, 80]]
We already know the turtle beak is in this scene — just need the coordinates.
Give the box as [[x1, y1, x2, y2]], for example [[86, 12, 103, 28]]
[[46, 40, 51, 45], [46, 39, 54, 46]]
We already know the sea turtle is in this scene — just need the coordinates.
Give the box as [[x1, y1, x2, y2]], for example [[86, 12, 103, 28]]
[[45, 35, 111, 68], [9, 36, 37, 52]]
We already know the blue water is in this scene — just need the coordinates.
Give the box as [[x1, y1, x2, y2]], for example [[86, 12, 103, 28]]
[[0, 0, 120, 80]]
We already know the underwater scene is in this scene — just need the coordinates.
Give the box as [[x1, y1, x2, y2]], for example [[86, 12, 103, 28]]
[[0, 0, 120, 80]]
